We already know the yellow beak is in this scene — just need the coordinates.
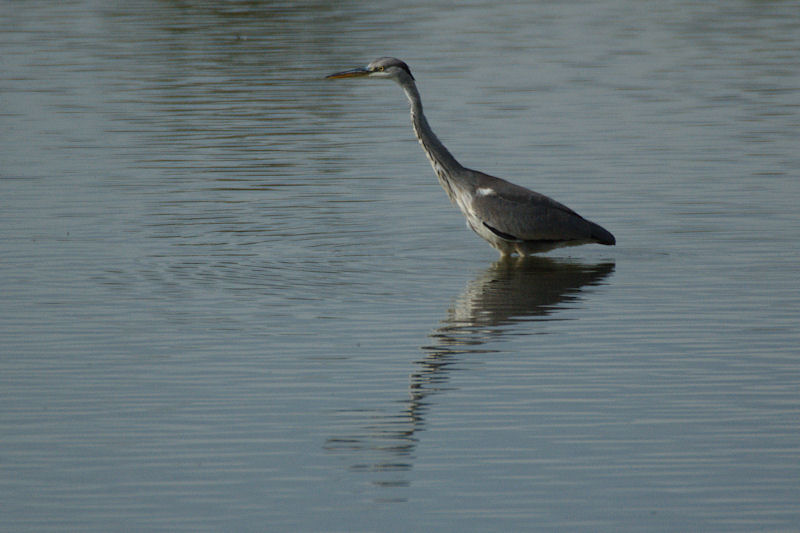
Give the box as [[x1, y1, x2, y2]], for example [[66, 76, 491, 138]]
[[325, 67, 370, 80]]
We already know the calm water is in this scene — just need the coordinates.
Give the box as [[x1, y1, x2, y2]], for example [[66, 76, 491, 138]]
[[2, 1, 799, 531]]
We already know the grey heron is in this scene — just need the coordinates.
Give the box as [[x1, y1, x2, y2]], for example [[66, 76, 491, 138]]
[[326, 57, 615, 256]]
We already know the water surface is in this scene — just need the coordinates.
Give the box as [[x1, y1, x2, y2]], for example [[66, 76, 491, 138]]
[[2, 1, 799, 531]]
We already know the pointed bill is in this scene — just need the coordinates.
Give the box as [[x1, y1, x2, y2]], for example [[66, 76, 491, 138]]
[[325, 67, 370, 79]]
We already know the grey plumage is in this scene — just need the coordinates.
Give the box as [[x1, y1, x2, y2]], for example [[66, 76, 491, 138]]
[[326, 57, 615, 256]]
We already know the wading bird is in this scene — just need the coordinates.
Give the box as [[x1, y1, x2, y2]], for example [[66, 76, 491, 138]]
[[326, 57, 615, 256]]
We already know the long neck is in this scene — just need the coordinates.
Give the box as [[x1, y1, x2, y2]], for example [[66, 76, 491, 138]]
[[401, 81, 464, 179]]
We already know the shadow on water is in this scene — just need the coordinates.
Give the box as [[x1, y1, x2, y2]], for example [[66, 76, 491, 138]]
[[325, 257, 614, 492]]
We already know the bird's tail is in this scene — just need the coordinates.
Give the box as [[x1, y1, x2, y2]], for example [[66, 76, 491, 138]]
[[589, 221, 616, 246]]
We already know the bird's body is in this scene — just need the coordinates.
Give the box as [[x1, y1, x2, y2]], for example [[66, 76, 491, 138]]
[[326, 57, 615, 256]]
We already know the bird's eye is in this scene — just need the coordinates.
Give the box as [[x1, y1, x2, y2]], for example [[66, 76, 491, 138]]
[[377, 66, 384, 71]]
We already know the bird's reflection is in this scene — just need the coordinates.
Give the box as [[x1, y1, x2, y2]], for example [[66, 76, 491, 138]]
[[325, 257, 614, 490]]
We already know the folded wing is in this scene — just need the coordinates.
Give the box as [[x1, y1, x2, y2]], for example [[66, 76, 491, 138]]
[[468, 170, 614, 245]]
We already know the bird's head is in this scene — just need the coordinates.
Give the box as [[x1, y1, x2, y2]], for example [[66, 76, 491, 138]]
[[326, 57, 415, 83]]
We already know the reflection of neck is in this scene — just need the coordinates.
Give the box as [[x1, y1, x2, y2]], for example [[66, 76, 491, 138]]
[[401, 81, 464, 200]]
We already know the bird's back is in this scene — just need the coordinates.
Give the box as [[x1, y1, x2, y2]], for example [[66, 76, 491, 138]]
[[451, 168, 615, 253]]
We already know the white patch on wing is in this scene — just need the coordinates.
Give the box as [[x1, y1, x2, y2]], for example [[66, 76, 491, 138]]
[[477, 187, 496, 196]]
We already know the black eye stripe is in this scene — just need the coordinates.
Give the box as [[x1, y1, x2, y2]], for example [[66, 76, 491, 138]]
[[371, 61, 414, 80], [399, 62, 414, 80]]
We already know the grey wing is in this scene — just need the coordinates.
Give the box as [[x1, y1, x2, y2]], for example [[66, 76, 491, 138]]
[[469, 173, 596, 242]]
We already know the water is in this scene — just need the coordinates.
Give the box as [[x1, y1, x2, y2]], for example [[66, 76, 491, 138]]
[[2, 1, 799, 531]]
